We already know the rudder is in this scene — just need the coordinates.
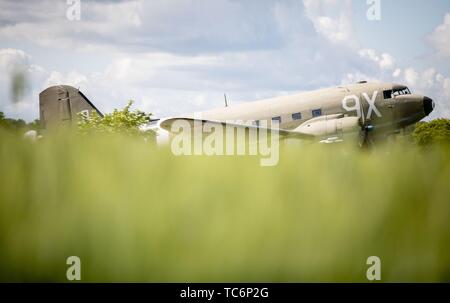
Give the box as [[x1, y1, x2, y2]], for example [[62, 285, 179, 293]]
[[39, 85, 102, 129]]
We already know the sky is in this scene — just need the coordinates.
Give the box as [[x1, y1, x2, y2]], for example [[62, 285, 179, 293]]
[[0, 0, 449, 122]]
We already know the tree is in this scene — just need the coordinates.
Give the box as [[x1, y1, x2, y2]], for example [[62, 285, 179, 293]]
[[0, 111, 39, 133], [77, 101, 156, 139], [412, 119, 450, 146]]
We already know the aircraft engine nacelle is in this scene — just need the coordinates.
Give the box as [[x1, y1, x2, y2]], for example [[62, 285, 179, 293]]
[[294, 114, 361, 140]]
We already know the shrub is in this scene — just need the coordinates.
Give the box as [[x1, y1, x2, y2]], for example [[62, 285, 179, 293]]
[[413, 119, 450, 146], [77, 100, 156, 140]]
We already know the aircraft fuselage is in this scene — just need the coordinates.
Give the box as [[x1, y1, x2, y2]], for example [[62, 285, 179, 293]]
[[191, 82, 433, 135]]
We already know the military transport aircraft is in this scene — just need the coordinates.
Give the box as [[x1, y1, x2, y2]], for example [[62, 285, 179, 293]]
[[39, 81, 434, 145]]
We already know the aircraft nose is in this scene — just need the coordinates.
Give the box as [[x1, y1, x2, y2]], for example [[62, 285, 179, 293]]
[[423, 96, 434, 116]]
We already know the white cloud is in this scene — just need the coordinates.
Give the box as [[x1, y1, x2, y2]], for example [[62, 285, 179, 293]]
[[45, 70, 88, 88], [421, 68, 437, 89], [0, 1, 449, 123], [443, 79, 450, 102], [0, 0, 143, 52], [429, 13, 450, 58], [0, 48, 48, 120], [392, 68, 402, 78], [404, 68, 419, 86], [0, 48, 30, 72], [358, 49, 395, 71], [303, 0, 356, 46], [0, 0, 292, 54], [379, 53, 395, 70]]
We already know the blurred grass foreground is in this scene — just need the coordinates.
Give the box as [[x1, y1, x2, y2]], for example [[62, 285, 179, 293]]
[[0, 130, 449, 282]]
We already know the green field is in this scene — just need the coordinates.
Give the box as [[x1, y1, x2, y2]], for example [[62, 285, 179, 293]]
[[0, 131, 449, 282]]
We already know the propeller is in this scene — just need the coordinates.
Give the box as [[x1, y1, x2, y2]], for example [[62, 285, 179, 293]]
[[358, 119, 375, 148]]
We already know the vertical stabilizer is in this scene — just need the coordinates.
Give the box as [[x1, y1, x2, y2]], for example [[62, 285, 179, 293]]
[[39, 85, 102, 129]]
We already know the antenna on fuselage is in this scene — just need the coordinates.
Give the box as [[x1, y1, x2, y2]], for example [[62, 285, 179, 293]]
[[224, 93, 228, 107]]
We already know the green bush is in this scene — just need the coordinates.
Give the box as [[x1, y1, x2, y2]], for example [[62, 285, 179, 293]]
[[77, 101, 156, 140], [0, 111, 39, 133], [413, 119, 450, 146]]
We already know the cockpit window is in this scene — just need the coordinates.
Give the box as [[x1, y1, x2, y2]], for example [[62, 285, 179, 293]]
[[383, 90, 393, 99], [392, 87, 411, 97], [383, 87, 411, 99]]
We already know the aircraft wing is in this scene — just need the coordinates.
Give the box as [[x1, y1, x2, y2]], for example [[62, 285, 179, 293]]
[[159, 117, 315, 140]]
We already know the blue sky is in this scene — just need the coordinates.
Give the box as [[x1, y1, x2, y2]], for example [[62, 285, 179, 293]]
[[353, 0, 450, 67], [0, 0, 449, 121]]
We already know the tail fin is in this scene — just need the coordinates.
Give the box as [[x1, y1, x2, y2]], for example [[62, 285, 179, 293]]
[[39, 85, 103, 129]]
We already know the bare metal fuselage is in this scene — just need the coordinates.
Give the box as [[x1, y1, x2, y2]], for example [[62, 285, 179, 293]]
[[189, 82, 432, 135]]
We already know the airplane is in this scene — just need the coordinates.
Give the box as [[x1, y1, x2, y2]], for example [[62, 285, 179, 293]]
[[38, 81, 434, 146]]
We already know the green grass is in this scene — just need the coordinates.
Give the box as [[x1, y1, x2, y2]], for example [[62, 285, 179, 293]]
[[0, 130, 449, 282]]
